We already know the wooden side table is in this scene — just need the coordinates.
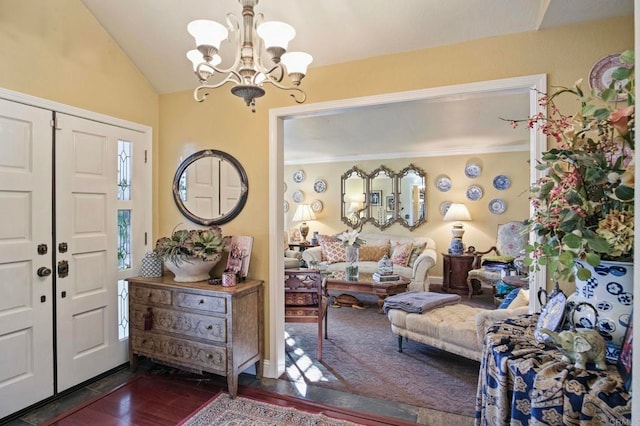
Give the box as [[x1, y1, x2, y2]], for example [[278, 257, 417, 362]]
[[442, 252, 475, 295]]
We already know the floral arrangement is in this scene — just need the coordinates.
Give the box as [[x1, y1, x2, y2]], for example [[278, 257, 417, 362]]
[[154, 226, 228, 265], [510, 50, 634, 282], [337, 230, 366, 247]]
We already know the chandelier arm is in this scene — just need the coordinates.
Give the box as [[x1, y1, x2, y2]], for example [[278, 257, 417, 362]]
[[261, 63, 285, 83], [193, 77, 245, 103], [260, 79, 307, 104]]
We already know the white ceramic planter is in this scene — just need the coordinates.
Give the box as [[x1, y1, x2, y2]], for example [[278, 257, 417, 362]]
[[164, 254, 221, 282], [567, 259, 633, 360]]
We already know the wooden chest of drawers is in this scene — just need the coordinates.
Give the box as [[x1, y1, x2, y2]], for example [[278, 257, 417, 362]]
[[126, 276, 264, 397]]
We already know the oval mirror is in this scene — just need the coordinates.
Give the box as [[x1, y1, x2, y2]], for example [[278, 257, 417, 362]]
[[397, 164, 426, 230], [341, 166, 368, 229], [172, 149, 248, 226], [368, 165, 395, 230]]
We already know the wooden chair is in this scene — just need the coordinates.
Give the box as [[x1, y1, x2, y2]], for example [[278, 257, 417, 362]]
[[466, 221, 528, 297], [284, 269, 328, 360]]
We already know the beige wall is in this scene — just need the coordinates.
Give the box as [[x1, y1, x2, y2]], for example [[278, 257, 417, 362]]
[[159, 16, 632, 358], [284, 151, 530, 279], [0, 0, 160, 234], [0, 1, 632, 361]]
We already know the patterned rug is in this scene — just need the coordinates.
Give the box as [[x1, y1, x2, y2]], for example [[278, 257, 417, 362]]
[[180, 393, 360, 425], [282, 287, 494, 417]]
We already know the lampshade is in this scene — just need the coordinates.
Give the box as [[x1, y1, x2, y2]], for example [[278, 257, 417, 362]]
[[187, 20, 228, 50], [443, 203, 472, 222], [281, 52, 313, 76], [292, 204, 316, 244], [292, 204, 316, 222], [443, 203, 471, 255], [257, 21, 296, 49]]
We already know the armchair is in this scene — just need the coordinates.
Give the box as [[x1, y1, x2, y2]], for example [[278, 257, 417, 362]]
[[284, 269, 328, 360], [284, 232, 302, 268], [466, 221, 527, 298]]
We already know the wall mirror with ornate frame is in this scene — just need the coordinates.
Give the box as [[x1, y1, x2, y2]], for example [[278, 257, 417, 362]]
[[340, 163, 427, 231], [397, 164, 426, 230], [340, 166, 368, 229], [172, 149, 248, 226], [368, 165, 395, 230]]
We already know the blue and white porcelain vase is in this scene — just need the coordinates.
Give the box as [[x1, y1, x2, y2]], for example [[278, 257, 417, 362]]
[[566, 259, 633, 361]]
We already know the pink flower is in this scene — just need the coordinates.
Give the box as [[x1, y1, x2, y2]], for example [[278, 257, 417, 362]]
[[609, 105, 634, 136]]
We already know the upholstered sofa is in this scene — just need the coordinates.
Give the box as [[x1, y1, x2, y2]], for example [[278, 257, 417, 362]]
[[386, 289, 530, 361], [301, 233, 437, 292]]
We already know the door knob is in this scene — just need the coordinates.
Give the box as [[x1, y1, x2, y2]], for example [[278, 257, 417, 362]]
[[37, 267, 52, 277]]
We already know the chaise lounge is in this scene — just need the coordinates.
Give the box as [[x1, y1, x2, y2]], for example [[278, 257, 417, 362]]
[[386, 288, 530, 361]]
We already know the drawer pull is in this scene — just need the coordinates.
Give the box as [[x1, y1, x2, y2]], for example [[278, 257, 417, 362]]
[[199, 299, 205, 304], [207, 325, 213, 330], [206, 353, 213, 359]]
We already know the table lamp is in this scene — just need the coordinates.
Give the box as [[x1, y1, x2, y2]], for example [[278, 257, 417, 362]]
[[443, 203, 472, 254], [292, 204, 316, 245]]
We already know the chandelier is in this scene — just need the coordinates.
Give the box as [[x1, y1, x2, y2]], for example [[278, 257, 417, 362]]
[[186, 0, 313, 112]]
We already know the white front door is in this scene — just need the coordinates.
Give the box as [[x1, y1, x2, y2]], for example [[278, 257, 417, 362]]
[[0, 100, 54, 417], [55, 113, 145, 391]]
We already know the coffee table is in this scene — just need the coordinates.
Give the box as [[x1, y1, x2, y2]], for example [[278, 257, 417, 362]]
[[324, 271, 410, 313]]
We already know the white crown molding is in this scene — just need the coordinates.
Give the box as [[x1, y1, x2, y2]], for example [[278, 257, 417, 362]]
[[284, 143, 530, 166]]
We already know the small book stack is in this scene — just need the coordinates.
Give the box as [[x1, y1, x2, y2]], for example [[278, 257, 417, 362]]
[[373, 272, 400, 282]]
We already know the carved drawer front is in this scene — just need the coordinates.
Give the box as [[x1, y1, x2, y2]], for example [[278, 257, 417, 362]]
[[130, 305, 226, 343], [175, 292, 226, 313], [129, 285, 171, 305], [131, 333, 226, 373]]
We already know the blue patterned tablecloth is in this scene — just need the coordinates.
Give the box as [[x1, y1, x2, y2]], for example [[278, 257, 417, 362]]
[[474, 314, 631, 425]]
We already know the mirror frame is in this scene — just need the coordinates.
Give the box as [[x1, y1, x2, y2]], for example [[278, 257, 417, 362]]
[[396, 163, 427, 231], [340, 166, 368, 229], [172, 149, 249, 226], [367, 165, 396, 230]]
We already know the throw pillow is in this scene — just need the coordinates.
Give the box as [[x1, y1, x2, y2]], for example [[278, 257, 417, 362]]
[[390, 242, 413, 266], [359, 243, 390, 262], [497, 288, 520, 309], [509, 288, 530, 309], [318, 234, 340, 261], [321, 241, 346, 263], [407, 242, 426, 268]]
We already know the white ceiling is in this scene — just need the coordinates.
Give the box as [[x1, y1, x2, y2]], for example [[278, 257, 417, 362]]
[[80, 0, 633, 162]]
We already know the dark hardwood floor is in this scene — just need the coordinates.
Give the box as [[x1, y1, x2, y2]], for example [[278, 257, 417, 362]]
[[44, 374, 222, 426], [4, 359, 422, 425]]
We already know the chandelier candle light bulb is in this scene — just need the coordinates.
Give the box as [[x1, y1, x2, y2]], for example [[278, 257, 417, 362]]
[[186, 0, 312, 111]]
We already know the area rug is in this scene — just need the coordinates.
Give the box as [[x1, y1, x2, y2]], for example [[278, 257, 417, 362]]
[[283, 288, 494, 417], [180, 392, 363, 425]]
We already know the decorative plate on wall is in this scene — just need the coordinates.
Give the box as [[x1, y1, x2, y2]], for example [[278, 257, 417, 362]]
[[310, 199, 324, 213], [292, 169, 305, 183], [435, 175, 452, 192], [439, 201, 452, 216], [464, 162, 482, 179], [493, 175, 511, 190], [488, 198, 506, 214], [313, 179, 327, 193], [589, 53, 630, 101], [292, 190, 304, 203], [284, 200, 289, 213], [466, 185, 484, 201]]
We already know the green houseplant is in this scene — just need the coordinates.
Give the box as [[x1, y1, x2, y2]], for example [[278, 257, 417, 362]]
[[511, 51, 635, 283], [154, 226, 228, 282]]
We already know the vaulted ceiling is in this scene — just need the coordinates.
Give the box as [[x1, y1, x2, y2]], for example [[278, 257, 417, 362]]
[[81, 0, 633, 162]]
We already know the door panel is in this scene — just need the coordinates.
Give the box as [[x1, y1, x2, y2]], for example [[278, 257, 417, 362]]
[[55, 113, 145, 392], [0, 100, 53, 418]]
